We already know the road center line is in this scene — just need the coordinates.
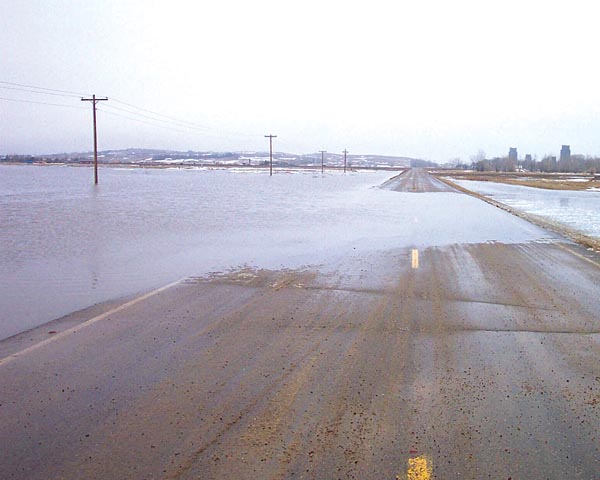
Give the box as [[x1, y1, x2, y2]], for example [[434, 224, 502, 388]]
[[411, 249, 419, 269], [0, 278, 185, 368], [400, 455, 432, 480]]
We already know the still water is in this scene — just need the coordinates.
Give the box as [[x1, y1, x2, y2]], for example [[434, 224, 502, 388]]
[[0, 165, 387, 339], [451, 179, 600, 238], [1, 165, 548, 340]]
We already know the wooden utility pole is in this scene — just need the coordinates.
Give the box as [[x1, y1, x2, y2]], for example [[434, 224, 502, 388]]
[[264, 134, 277, 176], [343, 149, 348, 173], [320, 150, 326, 174], [81, 94, 108, 184]]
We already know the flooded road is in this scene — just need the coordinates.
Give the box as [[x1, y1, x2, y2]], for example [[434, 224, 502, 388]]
[[1, 165, 545, 340], [1, 168, 599, 479]]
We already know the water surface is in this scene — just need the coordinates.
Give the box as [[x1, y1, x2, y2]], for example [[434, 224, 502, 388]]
[[1, 165, 551, 340], [451, 179, 600, 238]]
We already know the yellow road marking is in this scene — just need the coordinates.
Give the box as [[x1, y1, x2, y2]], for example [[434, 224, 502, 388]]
[[0, 278, 185, 368], [411, 249, 419, 269], [405, 455, 432, 480]]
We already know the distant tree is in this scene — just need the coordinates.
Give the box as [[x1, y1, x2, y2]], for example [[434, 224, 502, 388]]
[[470, 149, 486, 164], [451, 157, 470, 169], [520, 155, 537, 172], [540, 155, 558, 172], [411, 159, 438, 168], [474, 159, 493, 171]]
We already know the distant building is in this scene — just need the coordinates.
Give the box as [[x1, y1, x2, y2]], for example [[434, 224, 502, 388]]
[[508, 147, 518, 162], [524, 154, 532, 162], [560, 145, 571, 162]]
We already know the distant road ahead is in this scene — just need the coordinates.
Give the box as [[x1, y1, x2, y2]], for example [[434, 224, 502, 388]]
[[381, 167, 456, 192], [1, 169, 599, 479]]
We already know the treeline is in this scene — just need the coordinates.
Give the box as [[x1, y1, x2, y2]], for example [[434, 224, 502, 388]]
[[1, 154, 89, 164], [464, 155, 600, 173], [411, 159, 437, 168]]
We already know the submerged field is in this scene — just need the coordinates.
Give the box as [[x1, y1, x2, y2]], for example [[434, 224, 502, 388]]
[[439, 170, 600, 191], [444, 176, 600, 242]]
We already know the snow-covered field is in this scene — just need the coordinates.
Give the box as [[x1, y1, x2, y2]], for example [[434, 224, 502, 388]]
[[1, 165, 552, 339], [451, 179, 600, 239]]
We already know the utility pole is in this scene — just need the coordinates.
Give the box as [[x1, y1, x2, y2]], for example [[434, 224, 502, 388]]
[[343, 149, 348, 173], [264, 134, 277, 176], [81, 94, 108, 184], [320, 150, 326, 174]]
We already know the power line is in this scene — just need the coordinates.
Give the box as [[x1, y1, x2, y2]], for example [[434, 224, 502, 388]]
[[97, 107, 231, 138], [110, 98, 202, 128], [98, 107, 194, 134], [1, 79, 264, 142], [2, 91, 259, 141], [0, 85, 82, 98], [0, 80, 255, 136], [100, 105, 262, 138], [0, 96, 87, 110], [110, 97, 262, 138], [101, 103, 220, 133], [0, 80, 89, 97]]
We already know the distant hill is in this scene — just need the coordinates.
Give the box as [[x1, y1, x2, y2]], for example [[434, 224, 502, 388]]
[[1, 149, 434, 168]]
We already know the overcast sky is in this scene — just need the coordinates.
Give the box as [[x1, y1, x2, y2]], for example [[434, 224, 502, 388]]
[[2, 0, 599, 162]]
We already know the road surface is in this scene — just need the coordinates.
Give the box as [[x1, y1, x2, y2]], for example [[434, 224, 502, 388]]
[[1, 169, 599, 479], [381, 168, 456, 192]]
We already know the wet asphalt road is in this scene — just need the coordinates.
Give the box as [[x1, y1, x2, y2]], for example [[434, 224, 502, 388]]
[[1, 169, 599, 479], [381, 168, 456, 193]]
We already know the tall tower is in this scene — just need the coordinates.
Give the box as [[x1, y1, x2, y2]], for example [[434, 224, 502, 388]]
[[508, 147, 518, 162], [560, 145, 571, 163]]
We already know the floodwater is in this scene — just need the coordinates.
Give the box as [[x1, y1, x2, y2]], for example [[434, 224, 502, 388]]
[[1, 165, 552, 340], [451, 179, 600, 238]]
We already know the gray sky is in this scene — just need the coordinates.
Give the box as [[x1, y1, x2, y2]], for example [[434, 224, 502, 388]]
[[2, 0, 599, 162]]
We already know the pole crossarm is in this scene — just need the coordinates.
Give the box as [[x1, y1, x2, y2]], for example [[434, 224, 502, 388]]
[[81, 97, 108, 103]]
